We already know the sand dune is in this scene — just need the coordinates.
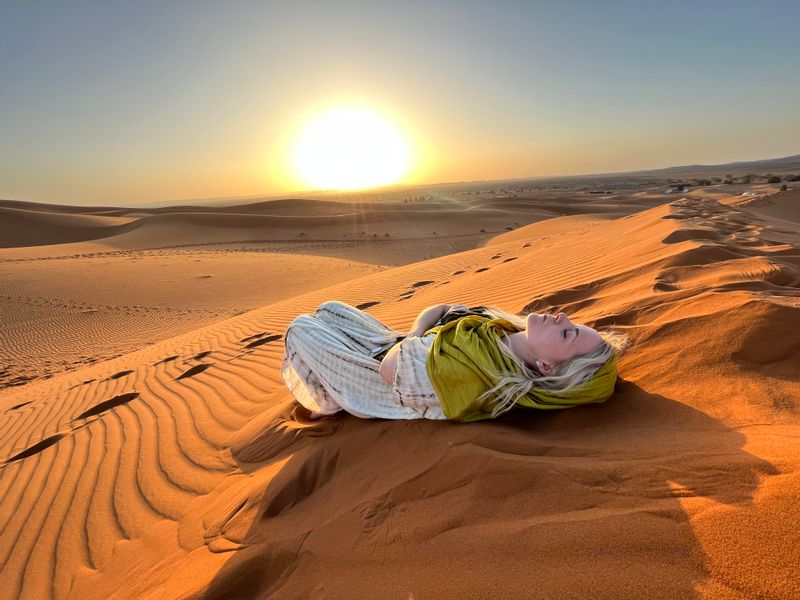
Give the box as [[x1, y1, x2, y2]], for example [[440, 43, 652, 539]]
[[0, 249, 387, 389], [725, 187, 800, 223], [0, 193, 642, 388], [0, 191, 656, 253], [0, 206, 139, 248], [0, 196, 565, 261], [0, 193, 798, 598], [485, 214, 612, 246], [0, 199, 124, 214]]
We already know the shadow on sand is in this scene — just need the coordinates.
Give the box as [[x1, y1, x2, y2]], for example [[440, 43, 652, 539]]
[[198, 380, 778, 599]]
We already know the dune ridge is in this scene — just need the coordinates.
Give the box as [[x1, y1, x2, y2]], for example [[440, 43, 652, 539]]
[[0, 197, 798, 598]]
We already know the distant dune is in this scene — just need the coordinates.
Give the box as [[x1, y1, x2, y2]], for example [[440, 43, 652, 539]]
[[628, 152, 800, 176], [0, 206, 139, 247], [724, 186, 800, 223], [0, 189, 642, 253], [0, 181, 798, 598]]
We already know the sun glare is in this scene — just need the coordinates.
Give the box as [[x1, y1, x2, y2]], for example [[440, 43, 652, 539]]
[[293, 106, 412, 190]]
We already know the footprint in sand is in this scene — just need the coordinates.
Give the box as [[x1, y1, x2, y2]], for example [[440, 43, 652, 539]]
[[490, 254, 503, 259], [4, 433, 67, 464], [176, 363, 212, 380], [654, 281, 678, 292], [452, 270, 465, 275], [522, 242, 532, 248], [653, 274, 679, 292], [155, 355, 179, 365], [105, 369, 133, 381], [73, 392, 140, 421], [502, 257, 518, 263], [411, 280, 435, 288], [244, 334, 282, 349], [475, 267, 490, 273], [68, 378, 97, 390], [5, 401, 32, 413], [355, 301, 381, 310], [240, 332, 268, 343], [193, 351, 213, 360], [3, 392, 141, 464]]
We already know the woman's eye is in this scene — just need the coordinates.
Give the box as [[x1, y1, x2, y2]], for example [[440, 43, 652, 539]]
[[562, 329, 568, 339]]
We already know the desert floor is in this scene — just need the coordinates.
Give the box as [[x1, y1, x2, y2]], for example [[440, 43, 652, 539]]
[[0, 182, 798, 599]]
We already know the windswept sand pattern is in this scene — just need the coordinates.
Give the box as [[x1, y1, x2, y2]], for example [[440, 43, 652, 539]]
[[0, 250, 385, 390], [0, 196, 798, 598]]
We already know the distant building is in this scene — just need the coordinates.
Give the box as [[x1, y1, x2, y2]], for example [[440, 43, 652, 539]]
[[666, 183, 690, 193]]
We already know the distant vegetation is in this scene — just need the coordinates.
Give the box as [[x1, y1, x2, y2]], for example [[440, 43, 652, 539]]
[[681, 172, 798, 187], [716, 173, 799, 184]]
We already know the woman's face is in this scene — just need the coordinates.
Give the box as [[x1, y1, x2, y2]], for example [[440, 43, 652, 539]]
[[524, 312, 604, 371]]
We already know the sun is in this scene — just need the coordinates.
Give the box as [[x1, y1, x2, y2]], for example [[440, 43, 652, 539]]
[[293, 106, 412, 190]]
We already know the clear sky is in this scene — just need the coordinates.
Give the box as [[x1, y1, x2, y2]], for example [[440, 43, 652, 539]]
[[1, 0, 798, 206]]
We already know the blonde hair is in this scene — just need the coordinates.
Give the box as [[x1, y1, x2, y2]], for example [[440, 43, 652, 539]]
[[473, 306, 630, 418]]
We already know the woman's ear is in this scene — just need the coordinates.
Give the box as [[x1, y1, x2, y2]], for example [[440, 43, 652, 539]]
[[539, 361, 554, 375]]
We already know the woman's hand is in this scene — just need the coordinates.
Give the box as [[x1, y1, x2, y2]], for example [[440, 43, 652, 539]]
[[407, 304, 451, 337], [379, 343, 402, 385]]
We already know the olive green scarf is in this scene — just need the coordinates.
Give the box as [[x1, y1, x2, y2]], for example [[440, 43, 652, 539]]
[[425, 316, 618, 422]]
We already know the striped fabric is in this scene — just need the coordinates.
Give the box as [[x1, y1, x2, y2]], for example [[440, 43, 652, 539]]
[[280, 300, 446, 420], [392, 332, 445, 418]]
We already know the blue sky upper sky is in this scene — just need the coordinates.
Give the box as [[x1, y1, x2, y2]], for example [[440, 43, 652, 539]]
[[1, 0, 798, 206]]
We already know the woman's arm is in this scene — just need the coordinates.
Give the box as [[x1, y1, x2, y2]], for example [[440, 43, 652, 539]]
[[379, 304, 451, 385], [408, 304, 451, 337]]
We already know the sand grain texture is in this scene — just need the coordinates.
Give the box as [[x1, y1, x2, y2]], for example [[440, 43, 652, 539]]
[[1, 193, 799, 599]]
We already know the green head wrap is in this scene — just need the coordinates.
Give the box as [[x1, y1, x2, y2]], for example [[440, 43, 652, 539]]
[[425, 315, 618, 422]]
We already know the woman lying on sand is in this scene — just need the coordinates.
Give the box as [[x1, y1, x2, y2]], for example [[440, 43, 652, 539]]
[[281, 301, 627, 422]]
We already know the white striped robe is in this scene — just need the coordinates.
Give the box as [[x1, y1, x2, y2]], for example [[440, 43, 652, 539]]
[[280, 300, 446, 419]]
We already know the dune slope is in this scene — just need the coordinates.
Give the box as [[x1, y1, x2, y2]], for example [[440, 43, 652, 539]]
[[0, 197, 798, 599], [0, 207, 139, 248]]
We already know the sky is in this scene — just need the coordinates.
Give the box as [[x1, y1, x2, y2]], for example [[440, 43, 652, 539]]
[[1, 0, 798, 206]]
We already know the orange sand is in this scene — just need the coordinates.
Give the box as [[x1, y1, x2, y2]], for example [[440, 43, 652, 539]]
[[0, 187, 798, 599]]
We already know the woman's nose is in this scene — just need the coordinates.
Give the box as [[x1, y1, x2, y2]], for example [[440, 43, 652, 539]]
[[555, 312, 569, 324]]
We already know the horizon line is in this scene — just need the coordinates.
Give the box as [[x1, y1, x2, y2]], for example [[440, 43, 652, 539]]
[[2, 150, 798, 209]]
